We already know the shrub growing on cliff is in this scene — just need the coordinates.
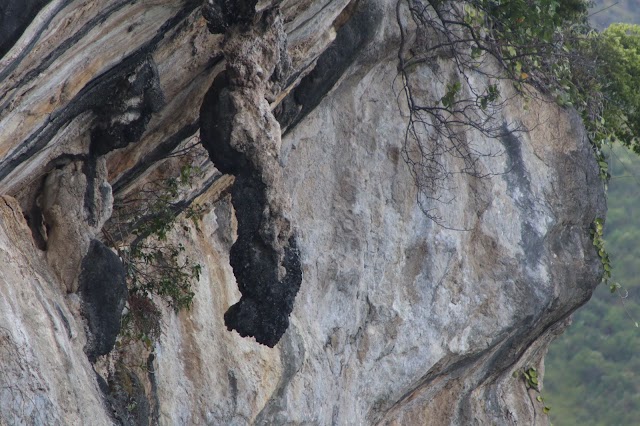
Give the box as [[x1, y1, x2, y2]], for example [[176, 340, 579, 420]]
[[104, 164, 204, 343]]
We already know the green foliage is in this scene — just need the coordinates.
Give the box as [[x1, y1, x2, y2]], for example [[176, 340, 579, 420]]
[[590, 217, 620, 293], [483, 0, 587, 42], [514, 367, 551, 414], [107, 164, 204, 343], [477, 0, 589, 81], [522, 366, 540, 390], [465, 1, 640, 170], [122, 164, 203, 314], [440, 81, 461, 108], [125, 241, 200, 312], [479, 83, 499, 110], [597, 24, 640, 151], [119, 293, 163, 348]]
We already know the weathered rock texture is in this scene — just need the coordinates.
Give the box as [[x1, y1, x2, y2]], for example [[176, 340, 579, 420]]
[[0, 0, 604, 424], [0, 196, 112, 424], [200, 8, 302, 347]]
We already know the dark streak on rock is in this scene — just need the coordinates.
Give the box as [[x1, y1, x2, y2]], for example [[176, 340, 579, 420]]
[[203, 0, 259, 34], [95, 371, 119, 424], [500, 127, 530, 193], [275, 1, 381, 133], [254, 326, 306, 421], [0, 3, 200, 183], [500, 127, 548, 290], [0, 1, 71, 84], [0, 0, 51, 59], [106, 364, 151, 426], [146, 352, 160, 425], [228, 370, 238, 413], [78, 239, 128, 362], [0, 0, 128, 96], [55, 303, 72, 340], [110, 122, 199, 194]]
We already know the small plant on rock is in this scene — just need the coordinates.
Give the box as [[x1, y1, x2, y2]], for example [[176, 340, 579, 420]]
[[514, 366, 551, 415]]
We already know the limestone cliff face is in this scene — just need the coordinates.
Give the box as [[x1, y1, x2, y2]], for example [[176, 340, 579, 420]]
[[0, 0, 604, 425]]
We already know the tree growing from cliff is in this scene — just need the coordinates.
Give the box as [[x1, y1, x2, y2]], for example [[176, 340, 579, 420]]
[[397, 1, 640, 298], [396, 0, 592, 224]]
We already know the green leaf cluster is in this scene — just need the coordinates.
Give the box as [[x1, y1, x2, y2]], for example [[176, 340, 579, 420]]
[[515, 367, 552, 414], [108, 164, 204, 344], [478, 0, 589, 82], [590, 217, 620, 293], [123, 165, 203, 313], [440, 81, 462, 108], [523, 366, 541, 390]]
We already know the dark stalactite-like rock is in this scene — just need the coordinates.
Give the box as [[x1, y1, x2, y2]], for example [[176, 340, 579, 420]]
[[85, 57, 164, 224], [90, 57, 165, 157], [224, 172, 302, 347], [200, 52, 302, 348], [199, 72, 246, 175]]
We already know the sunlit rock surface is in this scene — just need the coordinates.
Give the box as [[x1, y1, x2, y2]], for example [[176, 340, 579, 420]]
[[0, 0, 603, 424]]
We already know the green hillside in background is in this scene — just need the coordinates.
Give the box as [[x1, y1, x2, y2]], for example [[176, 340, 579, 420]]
[[545, 146, 640, 425], [590, 0, 640, 30], [544, 1, 640, 425]]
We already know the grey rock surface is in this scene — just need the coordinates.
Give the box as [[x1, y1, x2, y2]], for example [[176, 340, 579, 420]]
[[0, 0, 604, 424], [0, 196, 112, 425]]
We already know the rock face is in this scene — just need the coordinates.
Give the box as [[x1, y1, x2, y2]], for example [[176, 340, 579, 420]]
[[0, 0, 604, 425], [0, 196, 112, 424]]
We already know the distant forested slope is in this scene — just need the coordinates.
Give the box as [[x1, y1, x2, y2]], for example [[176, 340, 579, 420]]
[[590, 0, 640, 30], [546, 146, 640, 425], [544, 2, 640, 423]]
